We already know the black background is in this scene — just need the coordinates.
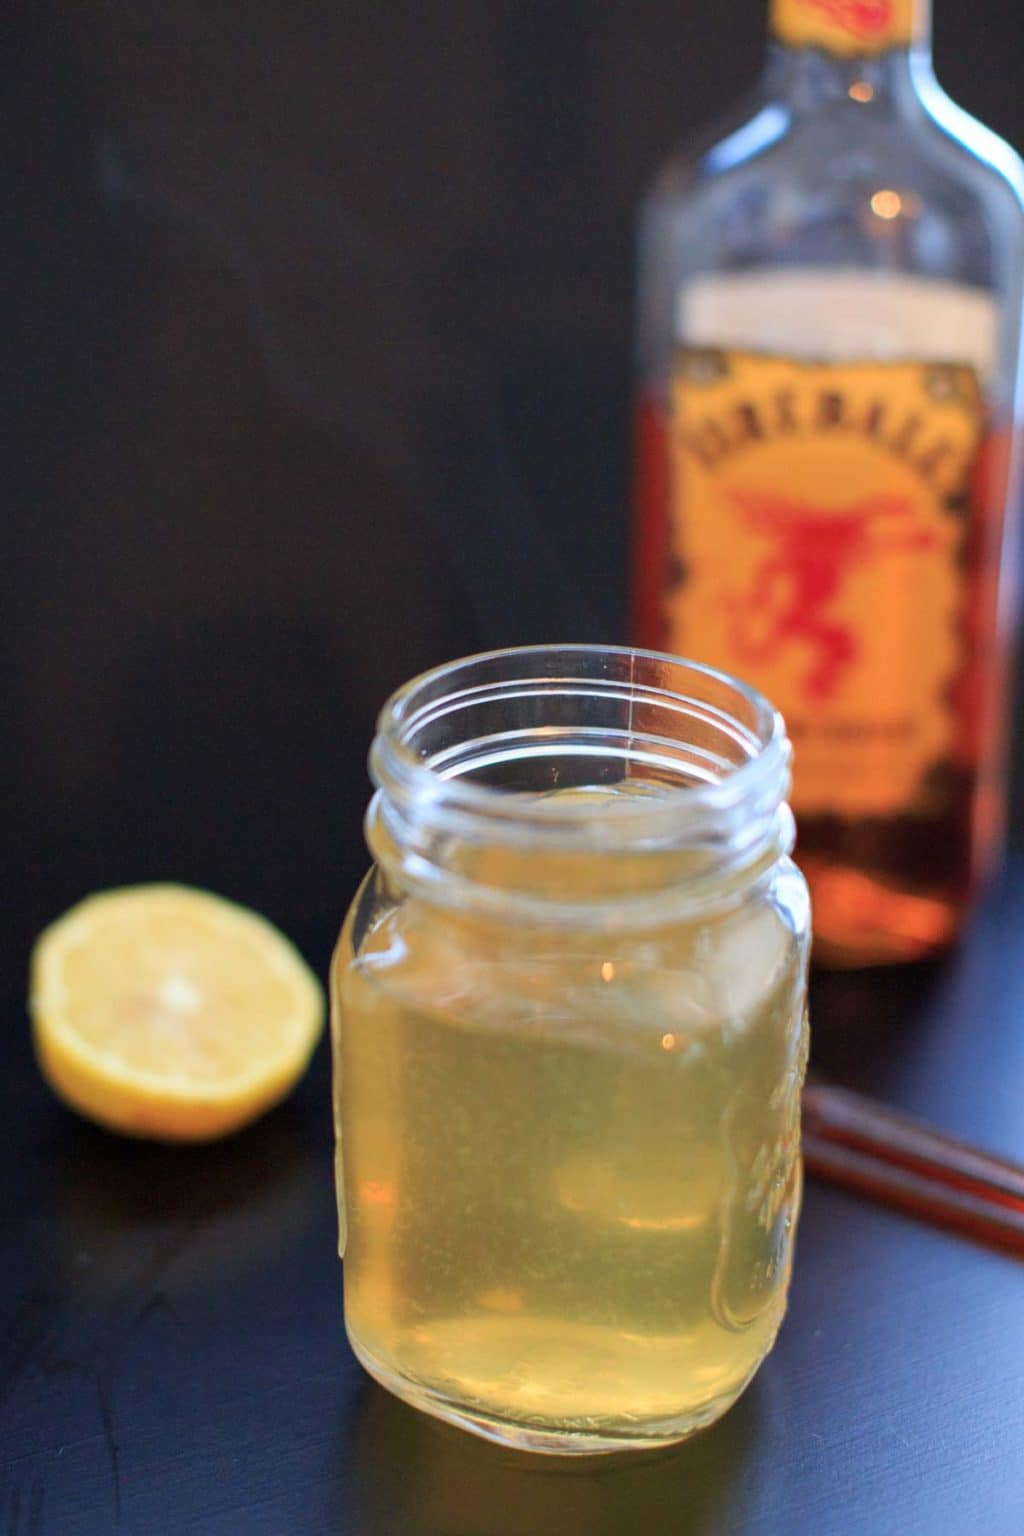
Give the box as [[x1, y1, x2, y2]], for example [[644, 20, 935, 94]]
[[5, 0, 1024, 981], [7, 7, 1024, 1534]]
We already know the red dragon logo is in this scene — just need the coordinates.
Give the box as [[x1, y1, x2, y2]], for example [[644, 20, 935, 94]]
[[798, 0, 894, 37], [724, 490, 937, 702]]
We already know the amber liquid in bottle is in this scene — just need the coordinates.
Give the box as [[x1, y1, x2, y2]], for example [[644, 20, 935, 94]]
[[632, 3, 1024, 966]]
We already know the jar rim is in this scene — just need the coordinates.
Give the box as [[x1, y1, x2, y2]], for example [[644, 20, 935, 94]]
[[370, 643, 790, 853]]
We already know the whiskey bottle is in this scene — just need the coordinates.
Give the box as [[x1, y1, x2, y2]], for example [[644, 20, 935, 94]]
[[633, 0, 1024, 965]]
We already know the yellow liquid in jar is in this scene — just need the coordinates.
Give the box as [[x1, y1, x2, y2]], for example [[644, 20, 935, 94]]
[[333, 819, 808, 1451]]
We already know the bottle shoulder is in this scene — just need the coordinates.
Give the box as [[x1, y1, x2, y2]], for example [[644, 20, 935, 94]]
[[917, 79, 1024, 217], [643, 76, 1024, 288]]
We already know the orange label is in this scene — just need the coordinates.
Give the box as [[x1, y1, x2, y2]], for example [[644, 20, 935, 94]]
[[769, 0, 925, 56], [665, 350, 984, 818]]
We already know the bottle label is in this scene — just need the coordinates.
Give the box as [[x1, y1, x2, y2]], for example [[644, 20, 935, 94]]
[[665, 348, 985, 818], [769, 0, 925, 57]]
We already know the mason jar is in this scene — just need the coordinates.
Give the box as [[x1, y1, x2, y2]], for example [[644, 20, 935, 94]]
[[331, 644, 810, 1454]]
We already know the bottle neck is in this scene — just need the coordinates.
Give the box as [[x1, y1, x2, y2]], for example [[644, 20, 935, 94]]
[[768, 0, 930, 57], [766, 0, 932, 107]]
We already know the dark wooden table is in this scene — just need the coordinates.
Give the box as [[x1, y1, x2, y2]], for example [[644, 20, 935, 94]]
[[4, 868, 1024, 1536]]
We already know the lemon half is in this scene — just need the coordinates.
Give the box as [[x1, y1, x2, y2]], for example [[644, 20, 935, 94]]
[[30, 885, 324, 1141]]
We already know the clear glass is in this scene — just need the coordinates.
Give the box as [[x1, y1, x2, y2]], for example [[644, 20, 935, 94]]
[[632, 28, 1024, 965], [331, 645, 810, 1454]]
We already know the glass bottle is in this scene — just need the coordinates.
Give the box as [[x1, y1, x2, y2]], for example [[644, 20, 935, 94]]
[[331, 645, 810, 1452], [632, 0, 1024, 966]]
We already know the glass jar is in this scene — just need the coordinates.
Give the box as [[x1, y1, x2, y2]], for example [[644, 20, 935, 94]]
[[331, 645, 810, 1454]]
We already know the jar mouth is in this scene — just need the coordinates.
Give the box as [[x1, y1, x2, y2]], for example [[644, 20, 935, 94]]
[[370, 644, 791, 856]]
